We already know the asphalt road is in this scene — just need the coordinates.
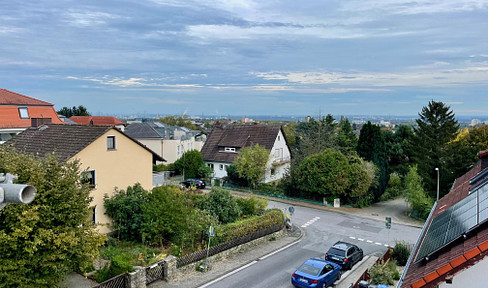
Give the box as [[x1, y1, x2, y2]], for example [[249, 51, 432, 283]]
[[201, 200, 421, 288]]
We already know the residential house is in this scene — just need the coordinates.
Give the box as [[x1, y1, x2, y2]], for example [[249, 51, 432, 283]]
[[201, 124, 291, 183], [0, 89, 64, 143], [70, 116, 127, 131], [124, 121, 206, 164], [6, 123, 163, 234], [398, 150, 488, 288]]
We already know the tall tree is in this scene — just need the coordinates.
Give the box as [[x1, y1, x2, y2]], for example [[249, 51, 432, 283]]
[[0, 147, 105, 287], [413, 101, 459, 198], [384, 125, 414, 176], [336, 117, 358, 154], [234, 143, 269, 189], [57, 105, 91, 117], [357, 121, 390, 201], [172, 150, 209, 179]]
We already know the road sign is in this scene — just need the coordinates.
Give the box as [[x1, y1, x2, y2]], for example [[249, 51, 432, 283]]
[[288, 206, 295, 216], [386, 217, 391, 229], [206, 224, 215, 237]]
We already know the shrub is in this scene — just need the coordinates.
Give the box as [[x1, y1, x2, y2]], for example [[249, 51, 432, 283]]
[[217, 209, 283, 242], [369, 260, 395, 285], [392, 241, 411, 266], [236, 197, 268, 216], [198, 187, 241, 224]]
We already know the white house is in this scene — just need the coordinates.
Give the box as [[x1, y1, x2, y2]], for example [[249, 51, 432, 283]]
[[201, 124, 291, 183]]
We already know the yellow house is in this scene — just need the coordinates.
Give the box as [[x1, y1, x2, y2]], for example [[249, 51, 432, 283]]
[[6, 123, 164, 234]]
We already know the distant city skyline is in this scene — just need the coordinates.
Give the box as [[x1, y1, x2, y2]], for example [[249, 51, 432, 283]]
[[1, 1, 488, 116]]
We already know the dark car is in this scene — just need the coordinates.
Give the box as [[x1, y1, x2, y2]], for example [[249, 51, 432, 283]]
[[291, 258, 342, 288], [181, 178, 206, 189], [325, 241, 363, 270]]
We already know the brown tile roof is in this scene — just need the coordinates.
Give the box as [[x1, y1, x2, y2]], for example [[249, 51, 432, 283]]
[[201, 124, 282, 163], [0, 89, 54, 106], [401, 157, 488, 288], [69, 116, 126, 126], [5, 124, 164, 162]]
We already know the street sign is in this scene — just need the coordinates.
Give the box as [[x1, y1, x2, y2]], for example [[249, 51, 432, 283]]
[[385, 217, 391, 229], [206, 224, 215, 237], [288, 206, 295, 216]]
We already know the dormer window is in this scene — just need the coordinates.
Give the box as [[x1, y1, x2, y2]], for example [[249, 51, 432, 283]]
[[18, 107, 29, 119], [225, 147, 236, 152]]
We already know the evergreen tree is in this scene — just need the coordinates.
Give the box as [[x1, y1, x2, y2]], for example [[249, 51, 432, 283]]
[[384, 125, 414, 176], [336, 117, 358, 154], [357, 121, 390, 201], [57, 105, 91, 117], [413, 101, 459, 198]]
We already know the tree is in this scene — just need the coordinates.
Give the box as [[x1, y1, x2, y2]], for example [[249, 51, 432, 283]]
[[413, 101, 459, 198], [357, 121, 390, 201], [104, 183, 148, 242], [197, 187, 241, 224], [404, 166, 433, 219], [142, 186, 191, 245], [0, 147, 106, 287], [172, 150, 208, 179], [57, 105, 91, 117], [384, 125, 414, 176], [234, 143, 269, 189], [336, 117, 358, 154], [159, 115, 200, 130]]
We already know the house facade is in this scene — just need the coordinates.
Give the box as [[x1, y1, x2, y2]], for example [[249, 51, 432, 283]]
[[125, 121, 205, 164], [201, 124, 291, 183], [6, 123, 163, 234], [0, 89, 64, 143], [398, 150, 488, 288]]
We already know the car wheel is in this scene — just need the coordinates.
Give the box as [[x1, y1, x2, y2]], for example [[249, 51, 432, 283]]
[[322, 282, 328, 288], [337, 270, 342, 280]]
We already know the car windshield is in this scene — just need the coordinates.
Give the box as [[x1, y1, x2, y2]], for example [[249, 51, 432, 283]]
[[328, 248, 346, 257], [298, 264, 320, 276]]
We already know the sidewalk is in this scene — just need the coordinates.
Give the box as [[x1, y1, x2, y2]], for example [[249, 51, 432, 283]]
[[149, 225, 303, 288], [225, 189, 424, 228]]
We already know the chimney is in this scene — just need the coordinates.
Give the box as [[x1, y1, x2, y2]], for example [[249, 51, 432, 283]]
[[479, 150, 488, 170], [31, 118, 52, 128]]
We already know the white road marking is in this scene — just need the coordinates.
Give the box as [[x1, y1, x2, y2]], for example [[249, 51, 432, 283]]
[[366, 240, 373, 243], [349, 236, 356, 240], [375, 242, 382, 246], [357, 238, 364, 241], [198, 260, 258, 288], [301, 217, 320, 228], [384, 244, 389, 247]]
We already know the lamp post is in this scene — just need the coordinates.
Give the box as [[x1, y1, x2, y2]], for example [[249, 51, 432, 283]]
[[435, 167, 440, 201]]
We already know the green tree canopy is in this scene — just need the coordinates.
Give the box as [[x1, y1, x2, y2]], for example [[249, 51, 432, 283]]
[[234, 143, 269, 189], [104, 183, 148, 242], [57, 105, 91, 117], [159, 115, 200, 130], [384, 125, 414, 176], [172, 150, 210, 179], [404, 166, 434, 219], [0, 147, 106, 287], [413, 101, 459, 198], [336, 117, 358, 154], [357, 121, 390, 201], [196, 187, 241, 224]]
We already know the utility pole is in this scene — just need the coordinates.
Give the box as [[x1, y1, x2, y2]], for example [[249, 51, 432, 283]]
[[435, 167, 440, 201]]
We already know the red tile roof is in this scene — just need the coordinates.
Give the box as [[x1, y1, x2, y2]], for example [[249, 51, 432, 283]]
[[0, 89, 53, 106], [401, 156, 488, 288], [69, 116, 126, 126], [0, 106, 64, 129]]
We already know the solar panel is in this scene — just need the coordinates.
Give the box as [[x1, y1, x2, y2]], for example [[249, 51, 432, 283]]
[[415, 187, 483, 262]]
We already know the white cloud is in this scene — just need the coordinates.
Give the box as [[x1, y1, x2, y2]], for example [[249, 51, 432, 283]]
[[63, 10, 121, 27]]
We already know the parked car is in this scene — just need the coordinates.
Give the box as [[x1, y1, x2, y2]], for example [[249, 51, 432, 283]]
[[181, 178, 206, 189], [325, 241, 363, 270], [291, 258, 342, 288]]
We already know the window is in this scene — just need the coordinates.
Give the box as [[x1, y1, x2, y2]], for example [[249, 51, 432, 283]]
[[18, 107, 29, 119], [107, 136, 116, 150], [82, 170, 96, 189], [91, 206, 97, 225], [278, 135, 281, 141], [224, 147, 236, 152], [219, 164, 224, 170], [208, 163, 214, 169], [275, 148, 280, 158]]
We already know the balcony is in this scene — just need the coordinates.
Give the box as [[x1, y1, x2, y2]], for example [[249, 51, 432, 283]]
[[272, 156, 291, 165]]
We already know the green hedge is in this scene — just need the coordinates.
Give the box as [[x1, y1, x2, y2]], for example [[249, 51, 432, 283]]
[[216, 209, 284, 242]]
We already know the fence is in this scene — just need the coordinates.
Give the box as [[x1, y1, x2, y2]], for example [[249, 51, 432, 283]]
[[92, 273, 126, 288], [177, 223, 284, 268], [146, 262, 164, 285], [353, 248, 393, 288]]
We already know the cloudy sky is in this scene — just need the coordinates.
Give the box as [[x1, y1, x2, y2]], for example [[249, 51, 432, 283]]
[[1, 0, 488, 117]]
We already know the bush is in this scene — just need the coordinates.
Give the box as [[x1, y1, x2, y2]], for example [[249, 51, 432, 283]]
[[217, 209, 284, 242], [153, 163, 171, 172], [392, 241, 411, 266], [369, 260, 396, 285], [236, 197, 268, 216], [258, 183, 285, 195], [198, 187, 241, 224]]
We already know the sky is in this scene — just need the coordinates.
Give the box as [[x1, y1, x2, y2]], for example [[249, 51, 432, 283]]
[[1, 0, 488, 117]]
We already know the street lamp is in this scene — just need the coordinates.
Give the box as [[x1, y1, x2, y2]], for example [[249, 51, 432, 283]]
[[435, 168, 440, 201]]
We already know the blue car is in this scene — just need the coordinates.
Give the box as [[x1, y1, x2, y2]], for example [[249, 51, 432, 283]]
[[291, 258, 342, 288]]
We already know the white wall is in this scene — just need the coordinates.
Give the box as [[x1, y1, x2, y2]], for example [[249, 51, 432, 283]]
[[206, 161, 230, 179], [264, 129, 291, 183], [439, 258, 488, 288]]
